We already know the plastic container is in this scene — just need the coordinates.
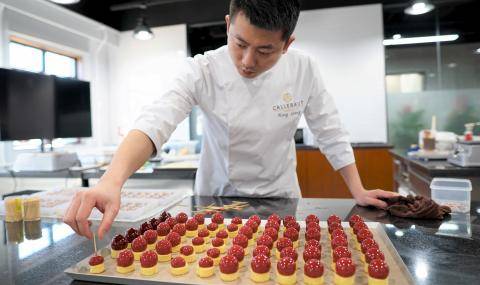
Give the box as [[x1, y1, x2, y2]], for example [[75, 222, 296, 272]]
[[430, 178, 472, 213]]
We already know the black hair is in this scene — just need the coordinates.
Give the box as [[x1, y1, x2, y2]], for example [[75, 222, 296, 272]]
[[229, 0, 300, 41]]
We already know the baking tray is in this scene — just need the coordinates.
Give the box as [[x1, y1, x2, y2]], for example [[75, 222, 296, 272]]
[[65, 220, 414, 284]]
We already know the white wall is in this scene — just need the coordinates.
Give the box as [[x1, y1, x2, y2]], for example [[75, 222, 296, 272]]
[[107, 25, 190, 146], [293, 4, 387, 143]]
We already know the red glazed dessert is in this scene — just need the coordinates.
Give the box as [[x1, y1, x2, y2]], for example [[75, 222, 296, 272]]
[[280, 247, 298, 262], [144, 229, 157, 250], [180, 245, 196, 263], [89, 255, 105, 274], [172, 223, 186, 237], [185, 218, 199, 237], [170, 256, 188, 276], [305, 214, 319, 225], [228, 244, 245, 267], [303, 245, 321, 262], [140, 250, 158, 275], [276, 256, 297, 284], [306, 222, 321, 232], [250, 254, 271, 282], [331, 236, 348, 249], [263, 227, 279, 241], [194, 213, 205, 227], [212, 213, 225, 228], [257, 234, 274, 250], [284, 221, 300, 232], [253, 245, 271, 257], [333, 246, 352, 263], [348, 214, 363, 227], [357, 228, 374, 244], [196, 256, 215, 278], [361, 238, 379, 254], [219, 255, 239, 281], [216, 229, 229, 240], [331, 228, 347, 240], [368, 259, 390, 284], [304, 259, 325, 284], [276, 237, 293, 259], [165, 217, 177, 229], [116, 250, 134, 274], [166, 232, 181, 252], [212, 237, 226, 253], [207, 247, 221, 265], [305, 228, 321, 241], [327, 214, 341, 227], [283, 227, 299, 247], [328, 222, 343, 234], [231, 216, 243, 225], [305, 239, 322, 251], [282, 215, 296, 227], [268, 213, 281, 224], [232, 234, 249, 250], [335, 257, 356, 284], [175, 212, 188, 224], [265, 220, 280, 231], [156, 222, 171, 239], [155, 239, 172, 262], [131, 236, 147, 260]]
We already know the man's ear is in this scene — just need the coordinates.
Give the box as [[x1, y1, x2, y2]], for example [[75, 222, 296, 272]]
[[225, 15, 231, 35], [282, 35, 295, 54]]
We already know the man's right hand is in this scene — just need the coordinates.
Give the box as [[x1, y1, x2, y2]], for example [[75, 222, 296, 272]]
[[63, 182, 121, 240]]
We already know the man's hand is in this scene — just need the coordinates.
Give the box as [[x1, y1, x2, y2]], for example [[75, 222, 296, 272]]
[[353, 188, 399, 209], [63, 182, 121, 240]]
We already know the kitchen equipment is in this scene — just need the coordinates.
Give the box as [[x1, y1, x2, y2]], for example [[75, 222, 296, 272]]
[[430, 178, 472, 213], [448, 141, 480, 167]]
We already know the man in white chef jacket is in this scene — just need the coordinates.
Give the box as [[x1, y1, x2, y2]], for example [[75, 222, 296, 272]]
[[64, 0, 398, 240]]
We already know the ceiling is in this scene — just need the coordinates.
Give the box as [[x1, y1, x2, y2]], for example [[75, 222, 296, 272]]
[[54, 0, 480, 42]]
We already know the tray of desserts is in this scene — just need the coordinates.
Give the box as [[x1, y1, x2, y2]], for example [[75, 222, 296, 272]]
[[65, 211, 414, 284]]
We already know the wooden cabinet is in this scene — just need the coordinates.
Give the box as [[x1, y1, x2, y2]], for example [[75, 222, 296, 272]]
[[296, 147, 394, 198]]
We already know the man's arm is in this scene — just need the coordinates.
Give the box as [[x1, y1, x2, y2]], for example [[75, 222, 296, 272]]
[[339, 163, 398, 209], [63, 130, 154, 240]]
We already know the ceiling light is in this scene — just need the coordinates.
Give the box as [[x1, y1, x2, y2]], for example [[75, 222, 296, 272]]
[[383, 34, 459, 46], [405, 0, 435, 15], [133, 17, 154, 40], [49, 0, 81, 4]]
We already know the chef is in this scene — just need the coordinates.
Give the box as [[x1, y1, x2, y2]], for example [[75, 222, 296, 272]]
[[64, 0, 398, 240]]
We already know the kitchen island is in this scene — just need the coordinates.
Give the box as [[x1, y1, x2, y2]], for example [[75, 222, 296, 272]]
[[0, 196, 478, 285]]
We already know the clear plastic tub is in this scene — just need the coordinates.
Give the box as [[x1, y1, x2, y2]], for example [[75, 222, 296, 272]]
[[430, 178, 472, 213]]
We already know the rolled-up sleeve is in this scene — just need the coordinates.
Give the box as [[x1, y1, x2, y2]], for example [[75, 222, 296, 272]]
[[303, 59, 355, 171], [132, 58, 204, 154]]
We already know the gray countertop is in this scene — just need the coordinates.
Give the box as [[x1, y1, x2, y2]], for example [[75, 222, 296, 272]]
[[1, 196, 479, 285], [390, 149, 480, 177]]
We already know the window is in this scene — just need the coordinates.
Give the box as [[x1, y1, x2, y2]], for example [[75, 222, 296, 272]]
[[9, 41, 78, 78], [8, 39, 80, 150]]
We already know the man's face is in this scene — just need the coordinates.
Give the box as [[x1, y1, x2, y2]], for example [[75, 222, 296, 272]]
[[226, 12, 295, 79]]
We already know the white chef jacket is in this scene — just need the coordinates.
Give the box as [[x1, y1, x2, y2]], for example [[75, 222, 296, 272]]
[[133, 45, 355, 198]]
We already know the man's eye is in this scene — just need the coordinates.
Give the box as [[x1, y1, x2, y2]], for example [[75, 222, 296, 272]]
[[237, 43, 246, 48], [258, 50, 272, 55]]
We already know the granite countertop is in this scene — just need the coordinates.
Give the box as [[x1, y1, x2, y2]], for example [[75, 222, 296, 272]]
[[1, 196, 479, 285], [390, 149, 480, 176]]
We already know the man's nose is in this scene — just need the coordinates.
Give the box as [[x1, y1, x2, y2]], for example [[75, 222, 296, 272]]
[[242, 48, 256, 69]]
